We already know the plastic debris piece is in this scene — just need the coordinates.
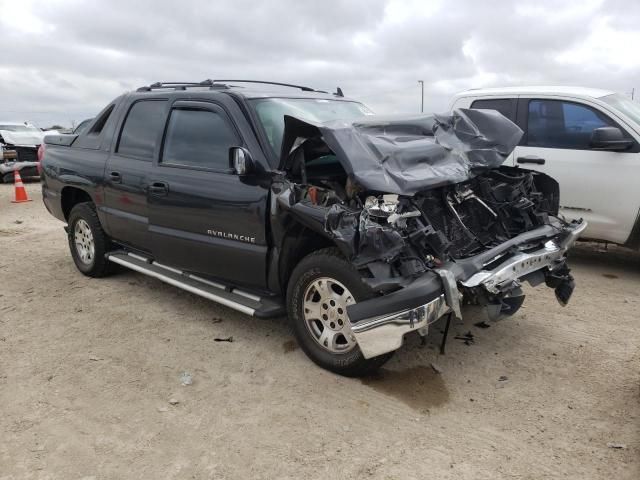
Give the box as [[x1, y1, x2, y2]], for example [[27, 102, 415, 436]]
[[214, 336, 234, 342], [180, 372, 193, 386], [607, 442, 627, 449]]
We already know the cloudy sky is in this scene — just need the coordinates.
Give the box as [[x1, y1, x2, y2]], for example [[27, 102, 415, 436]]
[[1, 0, 639, 127]]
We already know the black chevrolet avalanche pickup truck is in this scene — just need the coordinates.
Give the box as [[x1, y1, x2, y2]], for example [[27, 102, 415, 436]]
[[41, 79, 585, 376]]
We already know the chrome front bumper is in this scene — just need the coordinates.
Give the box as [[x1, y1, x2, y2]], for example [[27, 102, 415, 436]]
[[351, 294, 451, 359], [461, 220, 587, 293], [351, 220, 587, 359]]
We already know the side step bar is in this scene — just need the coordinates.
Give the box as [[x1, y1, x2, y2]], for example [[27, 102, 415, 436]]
[[106, 252, 285, 318]]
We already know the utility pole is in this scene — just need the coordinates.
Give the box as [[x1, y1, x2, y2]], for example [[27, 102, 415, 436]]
[[418, 80, 424, 113]]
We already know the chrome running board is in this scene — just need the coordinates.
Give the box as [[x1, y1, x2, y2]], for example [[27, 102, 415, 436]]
[[106, 252, 284, 318]]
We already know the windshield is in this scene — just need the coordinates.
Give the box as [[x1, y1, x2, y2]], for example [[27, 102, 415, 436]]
[[0, 124, 41, 133], [600, 93, 640, 126], [250, 98, 373, 155]]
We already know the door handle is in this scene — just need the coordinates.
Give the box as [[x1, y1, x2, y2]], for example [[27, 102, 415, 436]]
[[109, 171, 122, 183], [148, 181, 169, 196], [517, 156, 546, 165]]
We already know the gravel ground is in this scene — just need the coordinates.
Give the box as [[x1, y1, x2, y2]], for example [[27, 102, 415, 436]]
[[1, 182, 638, 479]]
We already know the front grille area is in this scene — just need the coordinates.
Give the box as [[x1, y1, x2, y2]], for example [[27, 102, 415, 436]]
[[14, 146, 38, 162]]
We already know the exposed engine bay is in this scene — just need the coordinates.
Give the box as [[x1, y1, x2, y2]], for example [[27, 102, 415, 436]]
[[282, 150, 563, 289], [273, 108, 585, 358]]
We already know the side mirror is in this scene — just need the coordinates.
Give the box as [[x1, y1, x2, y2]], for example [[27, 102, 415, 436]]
[[590, 127, 634, 151], [230, 147, 254, 175]]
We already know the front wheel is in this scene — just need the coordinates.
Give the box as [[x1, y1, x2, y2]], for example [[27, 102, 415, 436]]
[[287, 248, 393, 377], [67, 202, 113, 277]]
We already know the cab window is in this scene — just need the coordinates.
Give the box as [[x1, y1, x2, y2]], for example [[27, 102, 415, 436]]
[[526, 99, 620, 150], [470, 98, 516, 121], [118, 100, 167, 159], [161, 108, 239, 170]]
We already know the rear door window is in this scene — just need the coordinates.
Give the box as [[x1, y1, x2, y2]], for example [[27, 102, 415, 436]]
[[470, 98, 516, 121], [526, 99, 618, 149], [161, 107, 239, 171], [117, 100, 167, 159]]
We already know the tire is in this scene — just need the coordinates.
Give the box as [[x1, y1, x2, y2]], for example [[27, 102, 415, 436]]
[[287, 248, 393, 377], [2, 173, 13, 184], [67, 202, 113, 277]]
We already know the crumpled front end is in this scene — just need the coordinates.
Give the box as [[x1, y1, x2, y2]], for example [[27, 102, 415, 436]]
[[348, 217, 585, 359], [329, 166, 585, 358], [274, 108, 585, 359]]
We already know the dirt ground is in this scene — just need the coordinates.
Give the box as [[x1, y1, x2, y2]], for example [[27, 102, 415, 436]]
[[0, 182, 638, 480]]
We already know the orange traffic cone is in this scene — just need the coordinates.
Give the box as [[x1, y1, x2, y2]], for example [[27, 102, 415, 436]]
[[11, 170, 32, 203]]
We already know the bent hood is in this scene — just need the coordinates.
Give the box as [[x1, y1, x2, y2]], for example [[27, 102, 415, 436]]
[[0, 129, 50, 146], [279, 108, 523, 195]]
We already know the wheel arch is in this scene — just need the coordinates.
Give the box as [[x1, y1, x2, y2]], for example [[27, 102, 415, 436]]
[[61, 186, 93, 221], [273, 224, 337, 294]]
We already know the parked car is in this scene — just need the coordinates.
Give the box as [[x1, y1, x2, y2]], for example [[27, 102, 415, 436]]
[[40, 80, 584, 376], [450, 86, 640, 248], [0, 121, 52, 183]]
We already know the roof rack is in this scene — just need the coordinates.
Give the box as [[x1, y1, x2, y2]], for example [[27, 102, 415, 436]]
[[212, 79, 316, 92], [136, 79, 345, 97], [136, 80, 221, 92]]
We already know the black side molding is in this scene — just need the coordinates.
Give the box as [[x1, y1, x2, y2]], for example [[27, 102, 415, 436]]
[[347, 271, 443, 324], [517, 156, 545, 165]]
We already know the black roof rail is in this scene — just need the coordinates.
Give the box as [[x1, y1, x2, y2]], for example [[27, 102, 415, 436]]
[[213, 80, 346, 97], [136, 79, 346, 97], [136, 80, 219, 92], [211, 79, 316, 92]]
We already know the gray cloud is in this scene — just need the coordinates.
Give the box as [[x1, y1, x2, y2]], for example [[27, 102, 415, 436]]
[[1, 0, 639, 127]]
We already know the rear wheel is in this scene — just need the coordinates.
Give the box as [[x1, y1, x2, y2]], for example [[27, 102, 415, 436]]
[[2, 173, 13, 183], [67, 202, 113, 277], [287, 248, 393, 376]]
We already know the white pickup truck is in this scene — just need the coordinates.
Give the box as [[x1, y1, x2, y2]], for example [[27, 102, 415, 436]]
[[450, 86, 640, 249]]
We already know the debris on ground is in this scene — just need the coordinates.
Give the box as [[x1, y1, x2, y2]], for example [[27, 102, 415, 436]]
[[474, 321, 491, 329], [214, 336, 233, 342], [606, 442, 627, 449], [180, 372, 193, 386], [168, 398, 180, 405], [211, 317, 223, 324], [14, 220, 23, 224], [88, 355, 103, 361], [454, 332, 475, 345], [157, 406, 169, 413], [496, 375, 509, 388], [430, 362, 443, 374]]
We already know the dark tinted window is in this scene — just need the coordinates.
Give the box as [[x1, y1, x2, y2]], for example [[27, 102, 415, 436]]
[[162, 108, 238, 169], [118, 100, 167, 159], [527, 99, 616, 149], [471, 99, 514, 120]]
